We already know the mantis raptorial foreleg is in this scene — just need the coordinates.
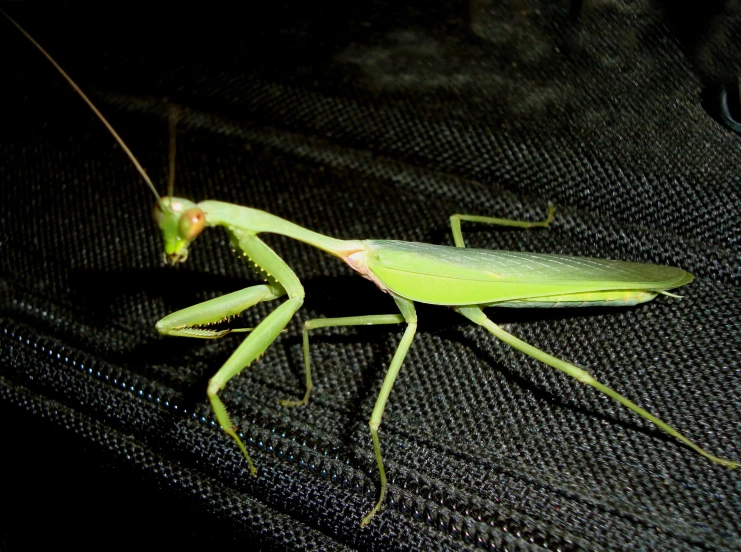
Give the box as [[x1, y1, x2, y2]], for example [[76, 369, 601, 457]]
[[156, 285, 284, 338], [6, 6, 736, 530], [157, 231, 305, 474], [450, 204, 555, 248], [279, 314, 406, 407], [456, 306, 739, 468]]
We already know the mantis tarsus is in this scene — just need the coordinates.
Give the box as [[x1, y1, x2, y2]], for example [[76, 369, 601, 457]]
[[6, 10, 737, 528]]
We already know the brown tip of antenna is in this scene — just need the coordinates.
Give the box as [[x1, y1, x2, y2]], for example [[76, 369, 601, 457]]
[[1, 7, 163, 206]]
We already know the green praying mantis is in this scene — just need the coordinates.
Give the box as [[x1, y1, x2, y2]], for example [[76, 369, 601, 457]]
[[6, 10, 738, 528]]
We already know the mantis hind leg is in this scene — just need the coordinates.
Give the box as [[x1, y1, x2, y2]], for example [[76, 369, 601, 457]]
[[279, 313, 405, 407], [456, 306, 739, 468], [450, 204, 554, 248]]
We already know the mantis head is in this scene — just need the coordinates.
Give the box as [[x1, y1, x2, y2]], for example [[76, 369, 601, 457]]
[[1, 9, 206, 267], [153, 197, 206, 265]]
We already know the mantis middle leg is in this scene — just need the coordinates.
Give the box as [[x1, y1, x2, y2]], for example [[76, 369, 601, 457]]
[[450, 204, 555, 248], [361, 296, 417, 527], [276, 298, 416, 526], [279, 313, 405, 407]]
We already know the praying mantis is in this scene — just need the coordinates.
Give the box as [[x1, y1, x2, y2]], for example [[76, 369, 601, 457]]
[[5, 10, 738, 529]]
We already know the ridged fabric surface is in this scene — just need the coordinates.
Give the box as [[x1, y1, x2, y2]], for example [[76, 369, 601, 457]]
[[1, 2, 739, 550]]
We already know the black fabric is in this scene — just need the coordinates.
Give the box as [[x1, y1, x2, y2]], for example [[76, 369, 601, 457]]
[[1, 3, 739, 550]]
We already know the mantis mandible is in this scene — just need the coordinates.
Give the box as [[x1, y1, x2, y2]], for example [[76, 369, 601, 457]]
[[6, 10, 737, 528]]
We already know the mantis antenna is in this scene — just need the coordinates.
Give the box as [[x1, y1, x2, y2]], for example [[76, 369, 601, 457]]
[[167, 104, 179, 198], [1, 8, 164, 207], [6, 7, 738, 529]]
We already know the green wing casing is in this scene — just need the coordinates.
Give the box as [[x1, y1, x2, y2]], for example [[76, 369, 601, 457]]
[[361, 240, 694, 307]]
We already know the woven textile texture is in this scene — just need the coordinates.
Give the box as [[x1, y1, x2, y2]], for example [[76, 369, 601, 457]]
[[1, 2, 739, 550]]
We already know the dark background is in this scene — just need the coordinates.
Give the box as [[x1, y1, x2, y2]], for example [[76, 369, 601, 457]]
[[1, 1, 739, 550]]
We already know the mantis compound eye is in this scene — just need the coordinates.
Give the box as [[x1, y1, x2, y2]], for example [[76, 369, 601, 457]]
[[178, 207, 206, 240]]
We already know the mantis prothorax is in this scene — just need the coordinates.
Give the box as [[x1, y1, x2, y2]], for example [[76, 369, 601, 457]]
[[6, 9, 737, 528]]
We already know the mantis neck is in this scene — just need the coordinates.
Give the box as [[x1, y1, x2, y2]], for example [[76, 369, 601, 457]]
[[198, 200, 363, 258]]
